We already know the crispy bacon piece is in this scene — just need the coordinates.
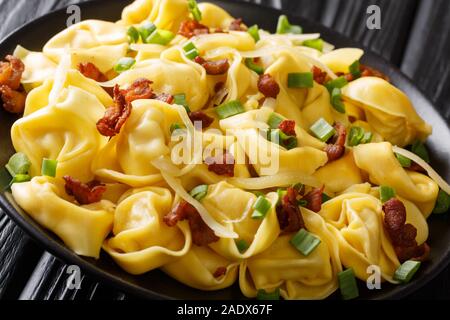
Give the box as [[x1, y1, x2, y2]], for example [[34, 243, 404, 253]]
[[96, 85, 131, 136], [408, 162, 427, 173], [154, 93, 174, 104], [324, 122, 347, 162], [178, 19, 210, 38], [63, 176, 106, 205], [122, 78, 154, 104], [277, 187, 305, 233], [360, 64, 390, 82], [0, 55, 24, 90], [163, 201, 219, 246], [205, 152, 235, 177], [78, 62, 108, 82], [189, 111, 214, 128], [302, 186, 325, 213], [195, 56, 230, 75], [229, 18, 246, 31], [257, 74, 280, 98], [213, 266, 227, 278], [0, 85, 26, 114], [312, 66, 328, 85], [278, 120, 296, 136], [383, 198, 430, 262]]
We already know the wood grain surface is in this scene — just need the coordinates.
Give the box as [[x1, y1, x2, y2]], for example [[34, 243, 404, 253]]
[[0, 0, 448, 300]]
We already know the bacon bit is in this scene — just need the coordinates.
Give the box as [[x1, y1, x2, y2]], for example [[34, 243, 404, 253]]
[[205, 152, 235, 177], [78, 62, 108, 82], [229, 18, 246, 31], [163, 201, 219, 246], [276, 187, 305, 233], [257, 74, 280, 98], [324, 122, 347, 162], [360, 64, 390, 82], [154, 93, 174, 104], [178, 19, 210, 38], [96, 85, 131, 136], [0, 85, 26, 114], [122, 78, 154, 104], [302, 186, 325, 213], [189, 111, 214, 128], [408, 162, 426, 173], [278, 120, 296, 136], [0, 55, 24, 90], [195, 56, 230, 75], [63, 176, 106, 205], [312, 66, 328, 85], [213, 266, 227, 278], [383, 198, 430, 262]]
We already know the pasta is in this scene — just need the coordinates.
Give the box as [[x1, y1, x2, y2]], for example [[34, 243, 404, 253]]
[[2, 0, 448, 300]]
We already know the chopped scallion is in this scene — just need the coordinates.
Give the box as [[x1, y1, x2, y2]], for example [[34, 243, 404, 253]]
[[215, 100, 245, 119], [310, 118, 336, 142], [114, 57, 136, 73], [267, 113, 284, 129], [268, 129, 297, 150], [360, 131, 373, 144], [298, 199, 308, 207], [244, 58, 264, 75], [257, 288, 280, 300], [235, 239, 249, 253], [247, 25, 260, 42], [432, 189, 450, 214], [348, 126, 365, 146], [277, 188, 286, 205], [322, 193, 332, 203], [127, 26, 140, 43], [41, 159, 57, 177], [349, 60, 361, 79], [189, 184, 208, 201], [188, 0, 202, 21], [11, 174, 31, 184], [170, 123, 184, 133], [276, 15, 302, 34], [302, 38, 323, 52], [411, 140, 430, 163], [395, 153, 412, 168], [173, 93, 191, 113], [290, 229, 321, 256], [338, 268, 359, 300], [380, 185, 396, 203], [251, 196, 272, 219], [138, 21, 156, 42], [287, 72, 313, 88], [5, 152, 30, 177], [324, 76, 348, 93], [146, 29, 175, 45], [183, 42, 196, 52], [330, 87, 346, 113], [394, 260, 421, 283]]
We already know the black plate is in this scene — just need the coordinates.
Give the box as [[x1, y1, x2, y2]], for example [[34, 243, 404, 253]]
[[1, 0, 449, 300]]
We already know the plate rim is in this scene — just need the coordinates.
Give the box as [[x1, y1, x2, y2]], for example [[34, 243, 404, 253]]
[[0, 0, 449, 300]]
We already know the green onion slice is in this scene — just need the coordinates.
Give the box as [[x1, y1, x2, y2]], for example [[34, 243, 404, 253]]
[[348, 126, 365, 147], [127, 26, 140, 43], [235, 239, 249, 253], [114, 57, 136, 73], [338, 268, 359, 300], [287, 72, 313, 88], [173, 93, 191, 113], [170, 123, 184, 134], [215, 100, 245, 119], [276, 15, 302, 34], [41, 158, 58, 177], [411, 140, 430, 163], [324, 76, 348, 93], [394, 260, 421, 283], [310, 118, 336, 142], [302, 38, 323, 52], [349, 60, 361, 78], [268, 129, 297, 150], [298, 199, 308, 207], [395, 153, 412, 168], [322, 193, 332, 203], [189, 184, 208, 201], [183, 41, 196, 52], [244, 58, 264, 75], [290, 229, 321, 256], [267, 113, 284, 129], [432, 189, 450, 214], [380, 185, 396, 203], [6, 152, 30, 177], [138, 21, 156, 42], [257, 288, 280, 300], [247, 24, 260, 42], [277, 188, 287, 205], [11, 174, 31, 184], [251, 196, 272, 219], [146, 29, 175, 45], [188, 0, 202, 21], [330, 87, 346, 113], [360, 131, 373, 144]]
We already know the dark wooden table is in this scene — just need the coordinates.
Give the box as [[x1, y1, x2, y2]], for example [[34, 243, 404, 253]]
[[0, 0, 449, 300]]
